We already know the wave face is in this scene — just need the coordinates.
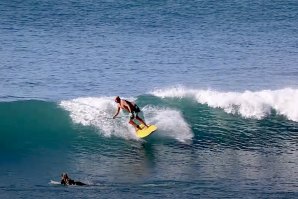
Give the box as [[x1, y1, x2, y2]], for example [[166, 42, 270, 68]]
[[0, 100, 73, 153]]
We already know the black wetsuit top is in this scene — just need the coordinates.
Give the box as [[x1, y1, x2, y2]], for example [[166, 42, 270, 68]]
[[61, 179, 86, 186]]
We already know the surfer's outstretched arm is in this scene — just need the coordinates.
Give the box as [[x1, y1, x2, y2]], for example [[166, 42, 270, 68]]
[[113, 106, 120, 119]]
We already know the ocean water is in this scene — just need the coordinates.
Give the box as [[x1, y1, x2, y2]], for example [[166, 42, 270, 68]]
[[1, 0, 298, 198]]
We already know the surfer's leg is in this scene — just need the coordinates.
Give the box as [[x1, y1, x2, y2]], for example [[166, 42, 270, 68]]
[[129, 114, 141, 130], [129, 119, 141, 130], [136, 115, 149, 128]]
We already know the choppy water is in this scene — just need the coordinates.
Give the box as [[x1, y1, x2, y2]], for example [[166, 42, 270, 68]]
[[1, 0, 298, 198]]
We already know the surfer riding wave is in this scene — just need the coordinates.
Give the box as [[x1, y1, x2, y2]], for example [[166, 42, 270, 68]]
[[112, 96, 149, 130]]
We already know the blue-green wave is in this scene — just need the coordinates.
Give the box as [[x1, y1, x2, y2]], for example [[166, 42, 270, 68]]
[[0, 100, 73, 153], [1, 91, 297, 154]]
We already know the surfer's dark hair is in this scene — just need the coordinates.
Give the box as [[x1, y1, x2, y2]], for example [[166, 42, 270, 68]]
[[115, 96, 120, 102]]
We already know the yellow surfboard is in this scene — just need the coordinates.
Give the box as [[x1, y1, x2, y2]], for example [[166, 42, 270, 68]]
[[136, 124, 157, 138]]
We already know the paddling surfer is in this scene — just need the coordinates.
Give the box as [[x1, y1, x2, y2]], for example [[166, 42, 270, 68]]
[[60, 173, 86, 186]]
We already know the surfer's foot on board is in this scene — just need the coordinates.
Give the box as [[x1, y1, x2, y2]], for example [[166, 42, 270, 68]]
[[135, 125, 142, 131], [142, 123, 149, 128]]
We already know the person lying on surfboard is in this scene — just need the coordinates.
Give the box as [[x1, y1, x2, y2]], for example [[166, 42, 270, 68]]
[[113, 96, 149, 130], [60, 173, 86, 186]]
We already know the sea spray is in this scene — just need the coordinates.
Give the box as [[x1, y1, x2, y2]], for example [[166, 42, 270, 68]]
[[60, 97, 137, 139], [60, 97, 193, 142], [142, 106, 193, 142]]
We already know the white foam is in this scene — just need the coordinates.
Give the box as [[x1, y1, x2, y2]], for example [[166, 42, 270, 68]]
[[60, 97, 137, 140], [60, 97, 193, 142], [151, 86, 197, 99], [151, 87, 298, 122], [142, 106, 193, 143]]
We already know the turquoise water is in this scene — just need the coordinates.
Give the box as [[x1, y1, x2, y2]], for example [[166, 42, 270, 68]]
[[1, 0, 298, 198]]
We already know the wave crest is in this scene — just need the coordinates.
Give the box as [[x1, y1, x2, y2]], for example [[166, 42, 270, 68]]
[[151, 87, 298, 122]]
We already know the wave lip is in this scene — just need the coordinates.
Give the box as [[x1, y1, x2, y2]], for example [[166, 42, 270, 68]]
[[151, 87, 298, 122]]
